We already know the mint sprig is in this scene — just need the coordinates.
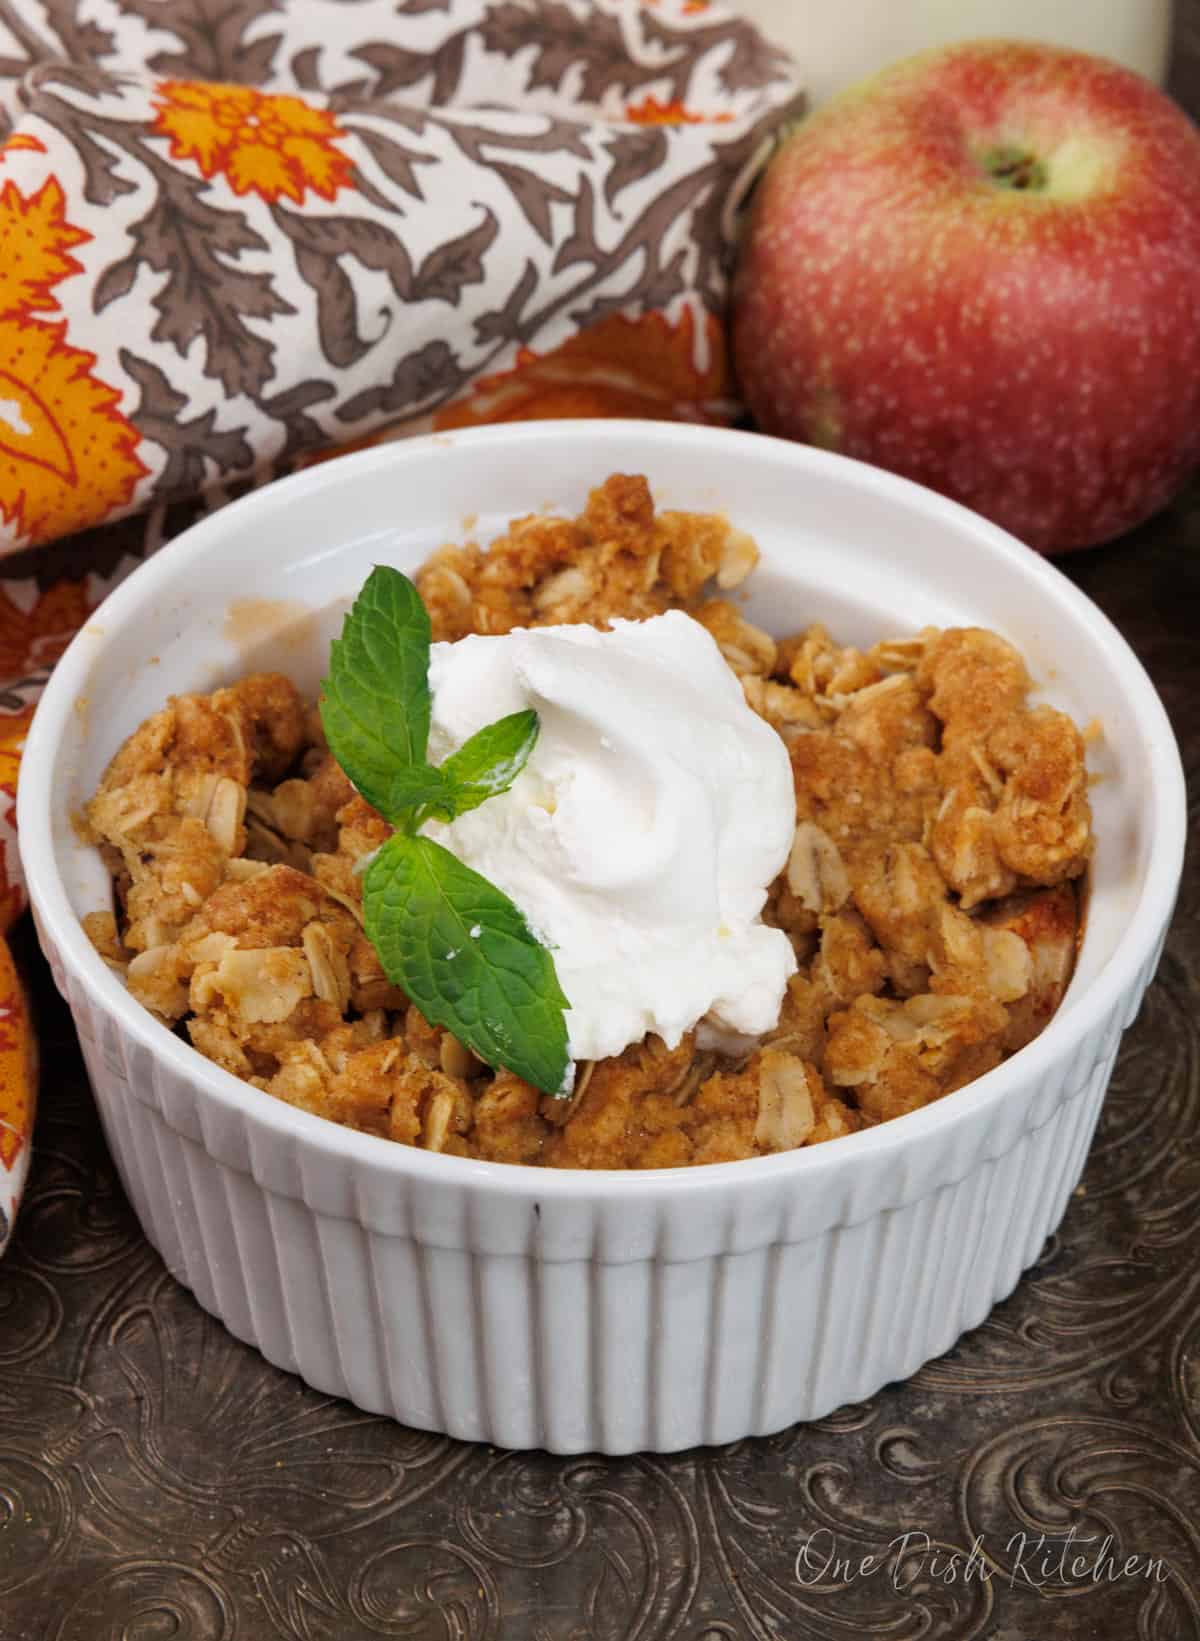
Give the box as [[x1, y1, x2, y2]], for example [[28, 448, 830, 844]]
[[320, 566, 570, 1095], [364, 835, 570, 1096]]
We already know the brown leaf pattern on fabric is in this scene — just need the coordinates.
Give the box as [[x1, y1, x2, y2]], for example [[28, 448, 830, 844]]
[[473, 257, 540, 346], [259, 379, 338, 464], [603, 124, 669, 206], [271, 207, 413, 370], [127, 168, 294, 398], [336, 338, 471, 423], [351, 33, 470, 104], [348, 123, 436, 201], [118, 0, 286, 83], [642, 4, 795, 94], [411, 207, 500, 304], [120, 353, 255, 492]]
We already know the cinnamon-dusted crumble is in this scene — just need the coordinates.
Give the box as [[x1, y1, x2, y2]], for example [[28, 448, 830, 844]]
[[83, 474, 1092, 1167]]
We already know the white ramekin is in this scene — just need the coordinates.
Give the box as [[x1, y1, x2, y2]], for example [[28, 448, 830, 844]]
[[18, 421, 1185, 1454]]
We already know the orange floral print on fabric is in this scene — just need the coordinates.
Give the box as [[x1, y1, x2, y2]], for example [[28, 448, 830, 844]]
[[152, 80, 354, 203], [0, 932, 36, 1169], [0, 177, 88, 316], [0, 134, 48, 156], [624, 96, 731, 125], [0, 170, 146, 547], [0, 315, 148, 546], [433, 308, 735, 430]]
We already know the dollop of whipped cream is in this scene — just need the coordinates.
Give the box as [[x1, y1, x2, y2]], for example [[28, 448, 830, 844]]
[[423, 611, 798, 1064]]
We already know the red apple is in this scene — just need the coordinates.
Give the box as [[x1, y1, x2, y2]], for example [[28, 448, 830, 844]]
[[732, 40, 1200, 553]]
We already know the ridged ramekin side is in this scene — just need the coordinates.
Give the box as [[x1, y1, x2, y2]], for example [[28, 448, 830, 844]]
[[47, 914, 1154, 1454]]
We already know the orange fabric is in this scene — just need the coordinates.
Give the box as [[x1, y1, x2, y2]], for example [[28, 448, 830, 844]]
[[433, 309, 734, 429], [0, 935, 36, 1174]]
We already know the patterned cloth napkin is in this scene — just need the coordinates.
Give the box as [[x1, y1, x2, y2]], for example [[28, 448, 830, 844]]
[[0, 0, 802, 551], [0, 0, 803, 1249]]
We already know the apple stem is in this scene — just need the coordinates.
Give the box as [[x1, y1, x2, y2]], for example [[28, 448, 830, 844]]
[[981, 145, 1047, 192]]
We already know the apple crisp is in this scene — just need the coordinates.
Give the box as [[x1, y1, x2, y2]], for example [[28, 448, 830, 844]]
[[82, 474, 1091, 1168]]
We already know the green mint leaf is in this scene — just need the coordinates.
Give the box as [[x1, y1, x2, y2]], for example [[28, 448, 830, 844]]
[[320, 566, 432, 820], [440, 709, 540, 816], [363, 832, 570, 1095], [378, 764, 457, 823]]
